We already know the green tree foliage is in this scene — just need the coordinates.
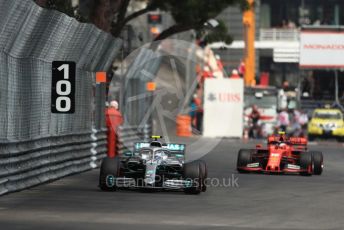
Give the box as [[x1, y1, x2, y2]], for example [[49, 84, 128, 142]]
[[35, 0, 75, 17], [116, 0, 248, 42], [201, 20, 233, 44], [34, 0, 249, 43]]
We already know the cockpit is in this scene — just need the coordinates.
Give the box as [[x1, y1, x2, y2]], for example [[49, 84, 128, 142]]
[[138, 148, 170, 161], [150, 141, 162, 148]]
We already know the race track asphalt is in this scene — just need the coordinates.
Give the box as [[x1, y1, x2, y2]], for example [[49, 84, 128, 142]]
[[0, 138, 343, 230]]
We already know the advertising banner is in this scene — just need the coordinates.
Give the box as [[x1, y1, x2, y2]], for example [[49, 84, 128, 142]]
[[203, 79, 244, 138], [300, 30, 344, 68]]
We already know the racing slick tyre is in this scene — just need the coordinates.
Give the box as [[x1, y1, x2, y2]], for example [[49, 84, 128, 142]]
[[310, 151, 323, 175], [300, 152, 313, 176], [197, 160, 208, 192], [237, 149, 253, 173], [308, 134, 315, 142], [99, 156, 121, 191], [337, 137, 344, 142], [183, 161, 203, 195]]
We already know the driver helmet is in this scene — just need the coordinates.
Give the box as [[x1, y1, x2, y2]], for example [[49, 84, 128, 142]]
[[278, 131, 286, 142]]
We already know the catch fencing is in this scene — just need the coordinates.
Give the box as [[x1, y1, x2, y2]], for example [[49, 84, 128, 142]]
[[116, 124, 151, 155], [122, 47, 162, 127], [0, 0, 122, 195]]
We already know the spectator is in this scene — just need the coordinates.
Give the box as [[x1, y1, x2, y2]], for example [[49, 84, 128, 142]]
[[238, 60, 245, 77], [106, 100, 123, 127], [105, 100, 123, 157], [291, 110, 302, 137], [298, 110, 309, 137], [282, 81, 291, 91], [278, 82, 289, 110], [281, 19, 288, 28], [230, 69, 241, 79], [277, 109, 290, 132], [302, 78, 311, 97], [215, 55, 224, 73], [190, 95, 197, 129], [249, 105, 262, 138], [193, 95, 203, 133], [287, 20, 296, 28], [202, 66, 213, 79], [313, 19, 321, 26], [340, 92, 344, 104]]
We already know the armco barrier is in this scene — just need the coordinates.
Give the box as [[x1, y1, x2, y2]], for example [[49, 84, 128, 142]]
[[0, 0, 121, 195], [117, 125, 151, 155], [0, 0, 121, 141], [122, 48, 162, 127], [0, 131, 107, 195]]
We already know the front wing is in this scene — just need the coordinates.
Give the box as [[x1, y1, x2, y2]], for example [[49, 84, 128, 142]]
[[237, 163, 308, 174], [109, 177, 195, 190]]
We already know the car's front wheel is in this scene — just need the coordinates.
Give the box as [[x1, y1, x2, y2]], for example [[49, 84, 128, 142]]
[[183, 161, 204, 195], [308, 134, 315, 142], [99, 156, 121, 191], [300, 152, 313, 176], [237, 149, 253, 173], [197, 160, 208, 192], [337, 136, 344, 142], [310, 151, 323, 175]]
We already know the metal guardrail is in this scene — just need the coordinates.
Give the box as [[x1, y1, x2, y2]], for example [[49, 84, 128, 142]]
[[0, 0, 122, 141], [122, 48, 162, 127], [117, 125, 151, 155], [0, 0, 121, 195], [0, 131, 107, 195], [259, 28, 299, 41]]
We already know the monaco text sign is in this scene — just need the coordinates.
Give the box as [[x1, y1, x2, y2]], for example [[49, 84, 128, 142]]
[[300, 30, 344, 68]]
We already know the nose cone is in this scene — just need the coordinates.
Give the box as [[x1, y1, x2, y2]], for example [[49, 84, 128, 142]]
[[144, 163, 158, 186], [266, 152, 282, 171], [144, 177, 155, 185]]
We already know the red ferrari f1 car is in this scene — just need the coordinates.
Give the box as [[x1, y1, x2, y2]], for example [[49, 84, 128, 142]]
[[237, 132, 323, 175]]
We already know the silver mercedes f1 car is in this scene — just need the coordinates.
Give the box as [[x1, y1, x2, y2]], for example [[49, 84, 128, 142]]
[[99, 136, 207, 194]]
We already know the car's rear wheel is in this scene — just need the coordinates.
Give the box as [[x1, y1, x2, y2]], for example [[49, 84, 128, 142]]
[[99, 156, 121, 191], [308, 134, 315, 142], [197, 160, 208, 192], [300, 152, 313, 176], [237, 149, 253, 173], [337, 137, 344, 142], [183, 161, 203, 195], [310, 151, 323, 175]]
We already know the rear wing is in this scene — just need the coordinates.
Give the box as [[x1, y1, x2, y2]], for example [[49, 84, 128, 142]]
[[267, 136, 308, 147], [163, 143, 186, 155], [289, 137, 308, 146], [134, 142, 186, 155]]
